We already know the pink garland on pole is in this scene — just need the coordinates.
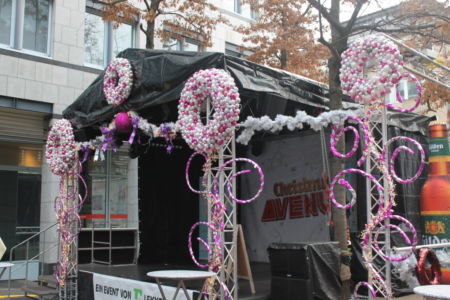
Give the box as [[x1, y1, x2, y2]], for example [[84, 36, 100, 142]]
[[46, 120, 89, 287], [179, 68, 261, 299], [337, 35, 425, 299]]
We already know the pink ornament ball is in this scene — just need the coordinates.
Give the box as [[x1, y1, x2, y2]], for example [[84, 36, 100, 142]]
[[115, 112, 132, 132]]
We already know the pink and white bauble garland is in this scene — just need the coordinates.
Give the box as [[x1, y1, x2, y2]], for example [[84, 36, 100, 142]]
[[46, 119, 77, 176], [177, 68, 240, 155], [103, 58, 134, 106], [340, 36, 403, 103]]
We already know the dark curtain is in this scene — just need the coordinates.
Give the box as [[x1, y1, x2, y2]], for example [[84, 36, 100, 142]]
[[137, 139, 202, 264]]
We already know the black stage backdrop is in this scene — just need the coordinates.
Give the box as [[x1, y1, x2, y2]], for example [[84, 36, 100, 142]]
[[138, 139, 202, 264]]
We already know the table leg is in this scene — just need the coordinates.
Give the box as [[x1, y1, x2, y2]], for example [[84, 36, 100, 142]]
[[155, 279, 168, 300], [171, 281, 182, 300], [196, 279, 209, 300], [180, 280, 192, 300], [0, 268, 6, 279]]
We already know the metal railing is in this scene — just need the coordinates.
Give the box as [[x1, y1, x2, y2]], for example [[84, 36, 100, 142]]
[[7, 222, 59, 297]]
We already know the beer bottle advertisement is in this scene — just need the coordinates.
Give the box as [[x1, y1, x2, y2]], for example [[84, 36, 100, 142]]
[[420, 123, 450, 283]]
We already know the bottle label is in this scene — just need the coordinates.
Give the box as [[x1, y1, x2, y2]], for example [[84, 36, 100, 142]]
[[429, 137, 450, 157], [422, 214, 450, 245]]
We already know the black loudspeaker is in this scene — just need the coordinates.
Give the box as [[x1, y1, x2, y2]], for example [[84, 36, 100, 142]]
[[267, 246, 309, 279], [270, 276, 313, 300], [267, 242, 341, 300]]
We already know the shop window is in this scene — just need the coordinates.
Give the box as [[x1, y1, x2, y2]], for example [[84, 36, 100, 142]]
[[0, 0, 51, 54], [80, 148, 129, 228], [163, 36, 199, 52], [0, 141, 42, 260], [84, 9, 136, 67]]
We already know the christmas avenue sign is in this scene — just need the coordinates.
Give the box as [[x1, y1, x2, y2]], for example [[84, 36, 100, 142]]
[[261, 178, 329, 222], [241, 133, 330, 262]]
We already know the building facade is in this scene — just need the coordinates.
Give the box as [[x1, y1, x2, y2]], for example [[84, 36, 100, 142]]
[[0, 0, 255, 275]]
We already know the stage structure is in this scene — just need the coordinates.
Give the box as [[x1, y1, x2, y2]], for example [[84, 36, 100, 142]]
[[56, 45, 433, 300]]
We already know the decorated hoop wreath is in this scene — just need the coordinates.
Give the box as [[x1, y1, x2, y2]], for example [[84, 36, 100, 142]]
[[340, 36, 403, 103], [177, 68, 240, 154], [46, 119, 77, 176], [103, 58, 134, 106]]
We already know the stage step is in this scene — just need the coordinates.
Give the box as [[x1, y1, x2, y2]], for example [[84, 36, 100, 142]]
[[22, 282, 58, 300], [38, 275, 58, 288]]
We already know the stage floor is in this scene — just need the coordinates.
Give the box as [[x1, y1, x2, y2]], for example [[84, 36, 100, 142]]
[[79, 262, 270, 300]]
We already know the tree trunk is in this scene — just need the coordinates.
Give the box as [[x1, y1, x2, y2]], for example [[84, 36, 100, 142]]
[[145, 20, 155, 49], [328, 0, 352, 298], [280, 49, 288, 69]]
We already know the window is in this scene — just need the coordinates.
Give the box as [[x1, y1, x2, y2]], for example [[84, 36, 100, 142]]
[[23, 0, 50, 52], [163, 36, 199, 52], [407, 81, 418, 98], [221, 0, 256, 19], [0, 0, 51, 54], [386, 78, 420, 104], [0, 0, 12, 45], [222, 0, 240, 14], [0, 141, 42, 260], [80, 149, 130, 228], [84, 9, 136, 67], [84, 13, 105, 66], [225, 42, 253, 58], [112, 23, 134, 57]]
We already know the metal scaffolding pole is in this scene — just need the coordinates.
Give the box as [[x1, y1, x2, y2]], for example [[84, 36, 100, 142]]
[[365, 104, 392, 299], [206, 97, 237, 300]]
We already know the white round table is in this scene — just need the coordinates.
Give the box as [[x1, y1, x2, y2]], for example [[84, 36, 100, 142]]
[[147, 270, 216, 300], [0, 262, 14, 279], [414, 285, 450, 299]]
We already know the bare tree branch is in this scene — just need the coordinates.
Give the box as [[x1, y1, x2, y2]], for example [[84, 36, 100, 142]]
[[306, 0, 345, 34], [345, 0, 369, 33], [318, 10, 339, 57], [142, 0, 151, 11]]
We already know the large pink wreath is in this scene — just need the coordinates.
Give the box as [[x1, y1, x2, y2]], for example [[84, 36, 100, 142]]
[[103, 58, 133, 106], [177, 68, 240, 154], [45, 119, 77, 176]]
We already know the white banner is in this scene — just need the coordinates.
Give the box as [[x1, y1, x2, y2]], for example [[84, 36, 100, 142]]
[[93, 273, 194, 300], [241, 132, 330, 262]]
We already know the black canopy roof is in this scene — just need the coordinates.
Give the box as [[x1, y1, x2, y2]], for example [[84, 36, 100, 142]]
[[63, 49, 431, 141], [63, 49, 331, 140]]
